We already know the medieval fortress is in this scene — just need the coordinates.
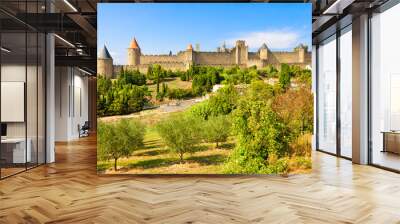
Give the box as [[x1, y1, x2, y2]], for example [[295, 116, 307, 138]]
[[98, 38, 311, 78]]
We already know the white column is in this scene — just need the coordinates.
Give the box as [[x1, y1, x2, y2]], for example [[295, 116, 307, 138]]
[[352, 14, 369, 164], [312, 45, 317, 151], [46, 32, 55, 163]]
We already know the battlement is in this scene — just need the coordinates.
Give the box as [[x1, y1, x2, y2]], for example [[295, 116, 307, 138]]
[[97, 38, 311, 77]]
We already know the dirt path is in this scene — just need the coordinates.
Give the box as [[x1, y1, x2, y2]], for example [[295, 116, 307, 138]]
[[99, 96, 208, 123]]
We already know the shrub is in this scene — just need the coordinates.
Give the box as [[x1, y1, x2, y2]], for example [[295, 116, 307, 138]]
[[223, 145, 268, 174], [222, 67, 259, 85], [290, 133, 312, 157], [259, 65, 278, 78], [266, 155, 290, 174], [298, 69, 312, 86], [272, 86, 313, 135], [97, 119, 145, 171], [288, 156, 312, 172], [167, 88, 193, 100], [156, 114, 202, 162], [207, 84, 238, 116], [189, 84, 238, 120]]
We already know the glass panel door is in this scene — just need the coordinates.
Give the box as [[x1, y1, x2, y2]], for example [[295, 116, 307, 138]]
[[317, 35, 337, 154], [339, 26, 352, 158], [370, 3, 400, 171]]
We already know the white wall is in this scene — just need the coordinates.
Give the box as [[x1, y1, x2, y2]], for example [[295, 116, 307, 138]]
[[54, 67, 89, 141], [55, 66, 69, 141]]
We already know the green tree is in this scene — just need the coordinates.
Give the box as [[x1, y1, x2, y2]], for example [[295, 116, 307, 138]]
[[97, 76, 113, 116], [203, 116, 231, 148], [97, 71, 150, 117], [157, 82, 169, 101], [272, 86, 313, 135], [190, 84, 238, 120], [191, 66, 222, 95], [156, 114, 202, 163], [117, 69, 146, 86], [245, 80, 275, 102], [224, 81, 290, 174], [147, 64, 164, 94], [298, 68, 312, 87], [190, 101, 212, 120], [207, 84, 238, 116], [98, 119, 145, 171], [279, 64, 291, 90]]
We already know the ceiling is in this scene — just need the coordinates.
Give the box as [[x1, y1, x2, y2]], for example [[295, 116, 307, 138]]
[[0, 0, 98, 74]]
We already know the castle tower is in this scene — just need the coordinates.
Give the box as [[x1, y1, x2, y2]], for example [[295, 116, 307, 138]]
[[235, 40, 248, 66], [127, 38, 141, 66], [97, 45, 113, 78], [259, 43, 269, 60], [295, 44, 308, 63], [259, 43, 270, 68], [185, 44, 194, 69]]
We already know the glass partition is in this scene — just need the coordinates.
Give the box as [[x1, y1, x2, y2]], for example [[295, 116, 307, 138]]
[[1, 31, 28, 177], [0, 1, 46, 179], [317, 35, 337, 154]]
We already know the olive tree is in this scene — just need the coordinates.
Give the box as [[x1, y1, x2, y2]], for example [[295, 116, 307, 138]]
[[97, 119, 145, 171], [156, 114, 202, 163], [203, 115, 231, 148]]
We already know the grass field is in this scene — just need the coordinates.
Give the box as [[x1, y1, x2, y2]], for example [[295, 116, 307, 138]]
[[98, 77, 235, 174], [97, 127, 235, 174], [97, 78, 312, 175], [147, 77, 192, 102]]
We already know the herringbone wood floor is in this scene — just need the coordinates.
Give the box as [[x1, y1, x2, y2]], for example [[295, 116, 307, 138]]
[[1, 136, 400, 224]]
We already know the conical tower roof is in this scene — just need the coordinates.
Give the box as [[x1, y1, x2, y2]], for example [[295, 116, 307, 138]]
[[98, 45, 112, 59], [130, 38, 140, 49], [187, 44, 193, 50], [259, 43, 268, 51]]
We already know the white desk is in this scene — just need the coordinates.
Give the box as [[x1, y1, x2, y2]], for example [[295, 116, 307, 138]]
[[1, 138, 32, 163]]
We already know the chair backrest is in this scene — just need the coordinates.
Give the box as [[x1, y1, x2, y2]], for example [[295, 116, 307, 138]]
[[82, 121, 90, 129]]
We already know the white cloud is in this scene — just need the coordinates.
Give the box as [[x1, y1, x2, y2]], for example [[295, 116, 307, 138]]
[[110, 51, 123, 64], [226, 29, 301, 50]]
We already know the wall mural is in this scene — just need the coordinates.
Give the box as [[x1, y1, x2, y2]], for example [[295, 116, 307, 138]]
[[96, 3, 313, 174]]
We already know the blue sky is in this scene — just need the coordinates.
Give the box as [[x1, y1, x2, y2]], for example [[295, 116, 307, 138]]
[[98, 3, 311, 64]]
